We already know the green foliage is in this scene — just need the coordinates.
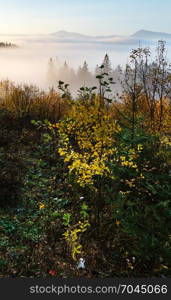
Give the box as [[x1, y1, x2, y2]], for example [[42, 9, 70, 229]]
[[80, 202, 89, 219], [62, 213, 71, 226], [0, 147, 26, 207]]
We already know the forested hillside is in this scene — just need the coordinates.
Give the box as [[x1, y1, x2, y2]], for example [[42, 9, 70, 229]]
[[0, 42, 17, 48]]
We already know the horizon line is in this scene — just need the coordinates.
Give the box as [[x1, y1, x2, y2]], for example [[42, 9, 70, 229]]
[[0, 28, 171, 37]]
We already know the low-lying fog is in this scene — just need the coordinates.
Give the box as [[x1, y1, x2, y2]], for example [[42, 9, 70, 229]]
[[1, 34, 171, 93]]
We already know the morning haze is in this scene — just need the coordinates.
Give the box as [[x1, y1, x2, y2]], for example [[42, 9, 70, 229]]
[[0, 0, 171, 90]]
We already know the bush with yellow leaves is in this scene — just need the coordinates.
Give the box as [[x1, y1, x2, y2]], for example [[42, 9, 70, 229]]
[[63, 220, 90, 261], [56, 100, 121, 187]]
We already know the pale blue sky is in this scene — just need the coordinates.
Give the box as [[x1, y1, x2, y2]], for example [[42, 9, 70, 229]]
[[0, 0, 170, 35]]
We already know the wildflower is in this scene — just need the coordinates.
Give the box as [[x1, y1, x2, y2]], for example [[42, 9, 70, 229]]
[[80, 196, 84, 200], [115, 220, 120, 226], [39, 203, 45, 210], [132, 257, 136, 263], [49, 270, 57, 276]]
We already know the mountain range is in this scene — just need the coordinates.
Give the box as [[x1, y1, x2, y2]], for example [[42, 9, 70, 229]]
[[50, 29, 171, 41], [1, 29, 171, 46]]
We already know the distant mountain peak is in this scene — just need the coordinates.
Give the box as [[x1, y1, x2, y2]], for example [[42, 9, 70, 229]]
[[49, 30, 124, 43], [132, 29, 171, 39], [134, 29, 148, 34], [50, 30, 91, 39]]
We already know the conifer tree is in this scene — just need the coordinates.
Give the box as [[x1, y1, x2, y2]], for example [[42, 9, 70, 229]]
[[77, 61, 92, 86], [102, 53, 112, 75], [47, 58, 57, 85]]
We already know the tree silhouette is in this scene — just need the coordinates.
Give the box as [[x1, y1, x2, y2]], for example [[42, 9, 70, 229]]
[[77, 61, 92, 86], [102, 54, 112, 75], [47, 58, 57, 86]]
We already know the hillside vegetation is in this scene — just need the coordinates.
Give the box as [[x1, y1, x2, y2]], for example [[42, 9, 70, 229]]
[[0, 42, 171, 277]]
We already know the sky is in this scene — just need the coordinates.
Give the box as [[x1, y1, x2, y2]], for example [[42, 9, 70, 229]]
[[0, 0, 171, 36]]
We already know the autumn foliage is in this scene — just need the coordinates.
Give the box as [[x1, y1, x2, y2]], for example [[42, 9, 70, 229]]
[[0, 43, 171, 277]]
